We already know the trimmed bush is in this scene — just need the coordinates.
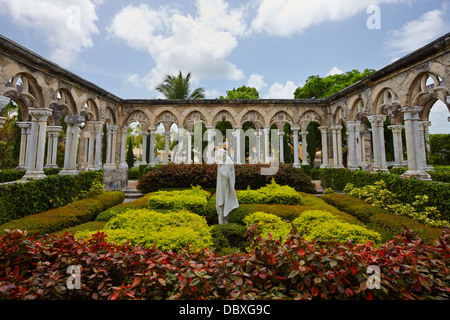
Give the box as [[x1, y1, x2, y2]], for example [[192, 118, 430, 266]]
[[0, 171, 104, 225], [211, 223, 247, 255], [321, 193, 443, 244], [128, 167, 139, 180], [137, 163, 316, 194], [147, 186, 210, 215], [77, 209, 213, 252], [237, 179, 302, 205], [319, 168, 450, 218], [96, 195, 150, 222], [0, 191, 125, 236]]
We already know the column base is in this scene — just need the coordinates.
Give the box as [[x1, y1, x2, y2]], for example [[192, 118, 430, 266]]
[[423, 165, 434, 172], [15, 166, 27, 171], [320, 164, 330, 169], [44, 164, 59, 169], [348, 165, 361, 171], [332, 165, 344, 169], [371, 167, 389, 173], [401, 170, 432, 181], [22, 171, 47, 180], [87, 165, 101, 171], [392, 164, 406, 169], [293, 163, 301, 168], [118, 163, 129, 170], [59, 169, 80, 176]]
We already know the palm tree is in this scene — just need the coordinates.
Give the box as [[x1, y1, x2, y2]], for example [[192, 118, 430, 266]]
[[155, 71, 205, 100]]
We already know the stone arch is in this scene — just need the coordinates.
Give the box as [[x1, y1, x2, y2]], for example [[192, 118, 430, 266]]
[[183, 110, 207, 131], [212, 110, 237, 128], [48, 88, 76, 126], [104, 106, 117, 125], [349, 98, 369, 122], [332, 106, 347, 126], [80, 99, 100, 122], [299, 110, 323, 131], [3, 73, 43, 119], [409, 72, 450, 120], [126, 110, 151, 131], [373, 87, 402, 122], [269, 111, 293, 131], [240, 110, 265, 129], [154, 110, 177, 132]]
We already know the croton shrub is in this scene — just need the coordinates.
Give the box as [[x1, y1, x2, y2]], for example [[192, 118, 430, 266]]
[[1, 227, 448, 300]]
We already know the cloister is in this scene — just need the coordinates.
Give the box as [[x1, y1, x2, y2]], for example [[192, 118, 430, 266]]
[[0, 33, 449, 189]]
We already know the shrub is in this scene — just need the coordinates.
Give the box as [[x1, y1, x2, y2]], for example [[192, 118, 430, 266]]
[[77, 209, 213, 252], [292, 211, 382, 245], [0, 169, 26, 183], [0, 228, 449, 300], [147, 186, 210, 215], [428, 170, 450, 183], [237, 179, 302, 205], [0, 191, 125, 236], [321, 193, 443, 244], [0, 171, 103, 225], [128, 167, 139, 180], [137, 163, 316, 194], [319, 168, 450, 218], [96, 195, 150, 222], [211, 223, 247, 255], [243, 210, 381, 245]]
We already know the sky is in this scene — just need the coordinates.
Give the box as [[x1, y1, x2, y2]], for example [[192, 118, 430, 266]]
[[0, 0, 448, 133]]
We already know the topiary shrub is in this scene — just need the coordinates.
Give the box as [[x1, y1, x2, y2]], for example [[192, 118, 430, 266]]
[[77, 209, 213, 252], [237, 179, 302, 205], [147, 186, 210, 215], [211, 223, 247, 256]]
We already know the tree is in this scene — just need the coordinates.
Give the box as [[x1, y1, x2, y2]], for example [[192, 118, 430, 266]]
[[126, 139, 134, 168], [220, 86, 260, 99], [294, 69, 376, 99], [429, 134, 450, 165], [306, 122, 321, 167], [155, 71, 205, 100]]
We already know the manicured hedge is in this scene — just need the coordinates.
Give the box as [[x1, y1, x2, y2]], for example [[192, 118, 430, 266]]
[[319, 168, 450, 217], [137, 163, 316, 194], [0, 168, 63, 184], [0, 191, 125, 236], [321, 193, 443, 244], [1, 227, 448, 300], [0, 171, 103, 225]]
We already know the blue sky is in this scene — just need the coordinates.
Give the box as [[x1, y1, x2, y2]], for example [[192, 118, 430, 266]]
[[0, 0, 449, 133]]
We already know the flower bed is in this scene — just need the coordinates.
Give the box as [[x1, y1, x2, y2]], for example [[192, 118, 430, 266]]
[[0, 227, 448, 300]]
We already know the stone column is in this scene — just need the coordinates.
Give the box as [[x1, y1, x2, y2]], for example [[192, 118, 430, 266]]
[[45, 126, 62, 168], [93, 122, 103, 169], [110, 126, 119, 166], [347, 121, 358, 170], [16, 122, 32, 170], [23, 108, 53, 180], [400, 107, 431, 180], [419, 121, 434, 171], [119, 126, 129, 169], [368, 115, 388, 172], [263, 126, 270, 164], [164, 131, 170, 164], [106, 125, 112, 165], [233, 126, 242, 164], [330, 125, 343, 168], [187, 131, 193, 164], [86, 123, 96, 170], [255, 130, 262, 164], [292, 127, 300, 168], [300, 131, 308, 166], [59, 116, 85, 176], [141, 131, 149, 165], [319, 126, 330, 168], [278, 131, 285, 164], [388, 125, 405, 168], [355, 124, 362, 168], [149, 127, 156, 167]]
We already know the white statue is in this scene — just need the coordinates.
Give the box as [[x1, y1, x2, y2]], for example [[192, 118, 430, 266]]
[[215, 148, 239, 224]]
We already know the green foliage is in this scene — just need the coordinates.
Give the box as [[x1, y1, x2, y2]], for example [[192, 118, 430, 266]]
[[219, 85, 260, 100], [96, 194, 151, 222], [306, 121, 321, 167], [0, 171, 104, 225], [0, 191, 124, 236], [344, 181, 449, 228], [319, 168, 450, 217], [321, 193, 443, 244], [237, 179, 302, 205], [126, 138, 134, 169], [292, 210, 382, 245], [128, 167, 139, 180], [77, 209, 213, 252], [211, 223, 247, 256], [429, 134, 450, 165], [155, 71, 205, 100], [243, 210, 381, 245], [147, 186, 210, 215], [137, 163, 316, 194], [294, 69, 376, 99]]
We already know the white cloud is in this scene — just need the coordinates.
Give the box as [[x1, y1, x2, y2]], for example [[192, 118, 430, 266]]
[[429, 100, 450, 134], [0, 0, 100, 67], [385, 8, 448, 55], [247, 73, 267, 92], [327, 66, 344, 76], [264, 81, 300, 99], [251, 0, 406, 37], [108, 0, 247, 92]]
